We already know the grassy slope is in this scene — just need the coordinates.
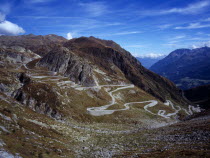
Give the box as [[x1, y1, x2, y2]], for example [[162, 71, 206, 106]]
[[1, 92, 209, 158], [0, 60, 208, 157]]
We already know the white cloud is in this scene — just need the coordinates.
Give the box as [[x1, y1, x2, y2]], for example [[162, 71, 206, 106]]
[[79, 2, 107, 16], [137, 53, 166, 59], [97, 31, 142, 37], [141, 0, 210, 16], [0, 2, 25, 35], [164, 35, 186, 47], [187, 37, 210, 41], [168, 40, 180, 44], [189, 41, 210, 48], [175, 22, 210, 29], [162, 1, 209, 14], [190, 45, 200, 49], [0, 20, 25, 35], [106, 22, 123, 26], [66, 32, 73, 40]]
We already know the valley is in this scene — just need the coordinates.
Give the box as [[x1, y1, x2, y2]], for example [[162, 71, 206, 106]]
[[0, 35, 209, 158]]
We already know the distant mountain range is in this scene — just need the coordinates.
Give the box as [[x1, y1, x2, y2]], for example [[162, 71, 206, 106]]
[[150, 47, 210, 90], [136, 55, 166, 68]]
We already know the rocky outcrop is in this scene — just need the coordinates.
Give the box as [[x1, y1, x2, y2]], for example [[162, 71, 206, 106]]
[[64, 37, 186, 104], [37, 46, 96, 86], [13, 82, 62, 119], [0, 69, 22, 96], [0, 68, 62, 119], [0, 47, 40, 68]]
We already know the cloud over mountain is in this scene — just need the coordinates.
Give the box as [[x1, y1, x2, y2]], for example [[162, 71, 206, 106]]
[[66, 32, 73, 40], [0, 20, 25, 35]]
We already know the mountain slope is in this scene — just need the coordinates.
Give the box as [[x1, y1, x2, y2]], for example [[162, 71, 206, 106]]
[[0, 34, 207, 157], [0, 34, 67, 56], [57, 37, 185, 104], [0, 34, 191, 121], [150, 47, 210, 89]]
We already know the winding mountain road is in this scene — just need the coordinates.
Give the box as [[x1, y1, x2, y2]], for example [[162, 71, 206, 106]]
[[84, 84, 187, 118], [23, 63, 201, 118]]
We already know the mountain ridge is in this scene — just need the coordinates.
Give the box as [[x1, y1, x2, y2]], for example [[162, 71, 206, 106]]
[[0, 34, 67, 56], [150, 47, 210, 89], [61, 36, 186, 103]]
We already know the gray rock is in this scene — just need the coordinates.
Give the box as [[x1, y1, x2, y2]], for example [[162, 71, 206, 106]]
[[13, 88, 62, 120], [37, 46, 96, 86]]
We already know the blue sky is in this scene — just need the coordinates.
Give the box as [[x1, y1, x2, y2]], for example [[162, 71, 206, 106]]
[[0, 0, 210, 57]]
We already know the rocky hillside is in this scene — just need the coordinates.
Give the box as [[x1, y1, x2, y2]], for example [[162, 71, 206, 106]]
[[150, 47, 210, 89], [0, 34, 67, 56], [0, 34, 208, 158], [60, 37, 185, 103]]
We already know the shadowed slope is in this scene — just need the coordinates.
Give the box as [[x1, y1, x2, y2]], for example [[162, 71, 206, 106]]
[[62, 37, 186, 104]]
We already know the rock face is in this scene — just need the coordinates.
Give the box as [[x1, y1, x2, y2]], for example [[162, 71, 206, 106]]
[[0, 70, 21, 96], [0, 47, 40, 67], [150, 47, 210, 89], [37, 46, 96, 86], [10, 72, 62, 119], [13, 83, 62, 119], [62, 37, 186, 104]]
